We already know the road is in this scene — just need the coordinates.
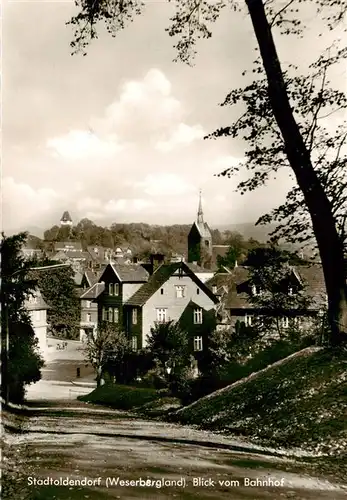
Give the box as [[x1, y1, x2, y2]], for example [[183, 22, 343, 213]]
[[3, 342, 347, 500]]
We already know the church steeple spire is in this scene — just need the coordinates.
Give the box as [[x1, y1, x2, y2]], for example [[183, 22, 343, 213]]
[[197, 189, 204, 224]]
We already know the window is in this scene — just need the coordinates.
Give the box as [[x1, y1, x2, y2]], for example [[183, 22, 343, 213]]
[[245, 314, 253, 327], [175, 285, 186, 298], [288, 287, 293, 295], [114, 283, 119, 296], [113, 308, 119, 323], [131, 336, 138, 352], [205, 240, 210, 247], [86, 300, 91, 309], [86, 313, 91, 323], [193, 308, 203, 324], [252, 285, 261, 296], [193, 336, 203, 351], [156, 308, 167, 323], [108, 307, 113, 322], [132, 308, 138, 325], [102, 307, 107, 321], [212, 286, 217, 294], [161, 288, 164, 295], [109, 283, 114, 295], [197, 288, 200, 295], [281, 317, 289, 328]]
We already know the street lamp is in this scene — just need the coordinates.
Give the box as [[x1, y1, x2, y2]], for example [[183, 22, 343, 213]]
[[2, 263, 69, 404]]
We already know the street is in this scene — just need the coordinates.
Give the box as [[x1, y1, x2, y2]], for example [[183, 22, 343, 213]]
[[3, 343, 347, 500]]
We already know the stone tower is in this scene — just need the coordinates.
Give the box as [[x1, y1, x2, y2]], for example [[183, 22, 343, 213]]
[[187, 190, 213, 268], [60, 211, 73, 226]]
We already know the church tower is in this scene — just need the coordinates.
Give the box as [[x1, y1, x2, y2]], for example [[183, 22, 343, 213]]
[[188, 190, 213, 268], [60, 211, 73, 227]]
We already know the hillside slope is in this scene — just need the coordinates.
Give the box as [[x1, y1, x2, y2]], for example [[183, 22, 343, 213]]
[[174, 347, 347, 457]]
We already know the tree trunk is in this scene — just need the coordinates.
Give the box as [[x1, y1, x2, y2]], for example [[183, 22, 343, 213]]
[[245, 0, 347, 344]]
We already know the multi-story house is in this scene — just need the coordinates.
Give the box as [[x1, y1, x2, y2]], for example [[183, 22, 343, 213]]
[[124, 261, 219, 353], [206, 264, 327, 333], [79, 282, 105, 341], [25, 288, 50, 355], [96, 263, 150, 330]]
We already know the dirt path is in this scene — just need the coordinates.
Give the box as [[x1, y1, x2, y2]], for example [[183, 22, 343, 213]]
[[3, 403, 347, 500]]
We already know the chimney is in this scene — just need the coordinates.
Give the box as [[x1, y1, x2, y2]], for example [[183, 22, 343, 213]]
[[150, 253, 165, 272]]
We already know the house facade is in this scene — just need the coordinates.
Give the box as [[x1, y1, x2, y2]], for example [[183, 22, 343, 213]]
[[206, 264, 327, 334], [124, 261, 219, 351], [25, 289, 50, 355]]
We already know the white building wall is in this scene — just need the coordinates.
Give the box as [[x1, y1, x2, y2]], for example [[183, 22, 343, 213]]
[[141, 274, 216, 347]]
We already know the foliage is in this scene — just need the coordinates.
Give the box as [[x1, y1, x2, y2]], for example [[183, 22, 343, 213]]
[[84, 323, 131, 386], [7, 321, 44, 403], [30, 263, 81, 339], [65, 0, 347, 343], [174, 346, 347, 457], [1, 232, 44, 403], [146, 320, 193, 382], [245, 246, 315, 339], [78, 383, 160, 410]]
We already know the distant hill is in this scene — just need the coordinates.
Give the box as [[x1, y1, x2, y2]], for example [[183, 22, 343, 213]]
[[214, 222, 277, 243]]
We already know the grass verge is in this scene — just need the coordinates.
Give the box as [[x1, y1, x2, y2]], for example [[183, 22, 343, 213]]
[[172, 347, 347, 458]]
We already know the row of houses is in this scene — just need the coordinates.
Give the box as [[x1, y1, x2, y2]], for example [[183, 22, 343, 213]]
[[77, 254, 327, 355]]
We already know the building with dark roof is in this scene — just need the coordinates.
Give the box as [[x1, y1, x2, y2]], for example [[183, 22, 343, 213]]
[[188, 190, 213, 268], [60, 211, 73, 226], [205, 264, 327, 332], [124, 261, 219, 350]]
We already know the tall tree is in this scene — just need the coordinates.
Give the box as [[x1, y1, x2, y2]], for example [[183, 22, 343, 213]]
[[1, 233, 44, 403], [84, 323, 130, 386], [31, 264, 81, 339], [68, 0, 347, 343], [246, 246, 314, 339], [146, 320, 192, 381]]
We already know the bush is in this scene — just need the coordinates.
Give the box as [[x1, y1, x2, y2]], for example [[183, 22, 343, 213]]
[[78, 384, 160, 410]]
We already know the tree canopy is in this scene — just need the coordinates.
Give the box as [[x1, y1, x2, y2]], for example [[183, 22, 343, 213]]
[[1, 233, 44, 403], [66, 0, 347, 343]]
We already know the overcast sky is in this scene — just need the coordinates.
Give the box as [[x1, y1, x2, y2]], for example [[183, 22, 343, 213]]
[[2, 0, 345, 233]]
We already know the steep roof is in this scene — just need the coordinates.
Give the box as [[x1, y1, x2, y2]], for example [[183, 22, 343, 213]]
[[80, 282, 105, 300], [25, 289, 50, 310], [191, 220, 212, 239], [60, 211, 72, 222], [98, 263, 149, 283], [218, 264, 327, 310], [84, 269, 98, 287], [125, 261, 219, 307]]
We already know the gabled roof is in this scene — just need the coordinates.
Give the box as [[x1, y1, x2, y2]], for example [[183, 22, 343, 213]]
[[84, 269, 98, 287], [190, 220, 212, 239], [80, 282, 105, 300], [25, 289, 50, 310], [186, 263, 213, 274], [220, 264, 327, 310], [98, 263, 149, 283], [125, 261, 219, 307], [60, 210, 72, 222]]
